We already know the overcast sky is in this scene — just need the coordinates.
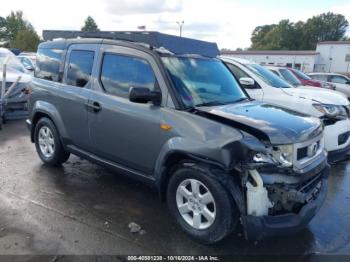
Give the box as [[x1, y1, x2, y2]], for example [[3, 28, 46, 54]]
[[1, 0, 350, 49]]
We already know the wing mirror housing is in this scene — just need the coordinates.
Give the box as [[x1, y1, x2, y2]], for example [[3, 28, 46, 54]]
[[239, 77, 255, 87], [129, 87, 161, 106]]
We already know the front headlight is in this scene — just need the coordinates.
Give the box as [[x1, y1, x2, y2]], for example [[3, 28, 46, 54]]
[[313, 104, 347, 118], [321, 82, 335, 90], [253, 144, 293, 167], [275, 144, 294, 167]]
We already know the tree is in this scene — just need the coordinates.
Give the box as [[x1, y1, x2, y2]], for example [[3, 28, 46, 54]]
[[0, 16, 7, 44], [5, 11, 33, 42], [251, 24, 276, 50], [250, 12, 349, 50], [81, 16, 100, 32], [11, 29, 40, 52], [302, 12, 349, 49]]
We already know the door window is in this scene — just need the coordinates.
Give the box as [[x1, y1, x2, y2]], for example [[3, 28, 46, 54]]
[[310, 74, 327, 81], [66, 50, 94, 87], [226, 63, 260, 89], [35, 48, 64, 82], [330, 75, 349, 84], [100, 54, 156, 98]]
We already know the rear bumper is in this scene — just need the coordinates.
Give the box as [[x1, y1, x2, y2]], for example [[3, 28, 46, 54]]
[[245, 165, 329, 239]]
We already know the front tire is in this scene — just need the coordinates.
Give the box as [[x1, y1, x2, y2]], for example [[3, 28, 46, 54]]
[[167, 162, 239, 244], [34, 117, 70, 166]]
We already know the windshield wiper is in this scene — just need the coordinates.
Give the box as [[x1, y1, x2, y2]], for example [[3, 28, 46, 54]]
[[233, 97, 250, 103], [195, 98, 249, 107], [195, 101, 226, 107]]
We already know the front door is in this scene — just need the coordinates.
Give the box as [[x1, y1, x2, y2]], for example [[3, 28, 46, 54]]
[[88, 45, 166, 175]]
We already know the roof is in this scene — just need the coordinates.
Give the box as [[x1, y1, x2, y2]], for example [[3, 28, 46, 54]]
[[264, 65, 288, 70], [318, 41, 350, 45], [42, 30, 220, 57], [220, 50, 320, 56], [220, 56, 255, 65], [308, 72, 349, 77]]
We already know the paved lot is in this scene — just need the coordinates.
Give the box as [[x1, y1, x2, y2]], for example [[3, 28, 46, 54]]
[[0, 119, 350, 257]]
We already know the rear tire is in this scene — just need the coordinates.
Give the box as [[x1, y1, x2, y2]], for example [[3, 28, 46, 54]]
[[167, 162, 239, 244], [34, 117, 70, 166]]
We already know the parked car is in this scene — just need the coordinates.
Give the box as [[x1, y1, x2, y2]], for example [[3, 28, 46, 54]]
[[266, 66, 335, 90], [27, 37, 329, 244], [288, 68, 334, 89], [0, 48, 32, 127], [308, 73, 350, 99], [221, 57, 350, 163], [18, 52, 37, 72]]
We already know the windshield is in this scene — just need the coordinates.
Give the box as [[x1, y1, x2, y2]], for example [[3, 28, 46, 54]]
[[162, 56, 247, 108], [292, 69, 312, 80], [244, 63, 292, 88], [279, 68, 301, 86]]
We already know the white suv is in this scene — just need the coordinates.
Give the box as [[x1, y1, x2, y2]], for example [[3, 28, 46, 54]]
[[221, 56, 350, 162], [308, 72, 350, 99]]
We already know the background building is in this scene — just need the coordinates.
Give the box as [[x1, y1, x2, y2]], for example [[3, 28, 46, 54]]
[[221, 41, 350, 73], [220, 50, 318, 72], [316, 41, 350, 73]]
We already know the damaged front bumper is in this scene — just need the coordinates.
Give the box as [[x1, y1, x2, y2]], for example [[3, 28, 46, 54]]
[[244, 163, 329, 239]]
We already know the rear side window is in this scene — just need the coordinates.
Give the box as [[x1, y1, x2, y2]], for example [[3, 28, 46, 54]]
[[66, 50, 94, 87], [330, 75, 348, 84], [310, 74, 327, 81], [100, 54, 156, 98], [35, 48, 64, 82]]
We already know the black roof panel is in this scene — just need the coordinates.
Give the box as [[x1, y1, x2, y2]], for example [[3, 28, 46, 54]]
[[42, 30, 220, 57]]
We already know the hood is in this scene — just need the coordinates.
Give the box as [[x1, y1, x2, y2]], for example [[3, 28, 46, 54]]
[[282, 87, 348, 105], [196, 100, 322, 145], [0, 68, 32, 84]]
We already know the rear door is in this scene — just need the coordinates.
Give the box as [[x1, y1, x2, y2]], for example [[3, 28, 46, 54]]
[[88, 45, 167, 175], [60, 44, 99, 151]]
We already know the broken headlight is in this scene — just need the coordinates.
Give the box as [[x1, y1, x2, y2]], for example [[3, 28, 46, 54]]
[[253, 144, 293, 167]]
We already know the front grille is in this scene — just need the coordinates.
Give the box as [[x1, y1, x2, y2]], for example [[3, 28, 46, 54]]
[[323, 118, 338, 126], [297, 147, 308, 160], [293, 134, 323, 170], [296, 141, 321, 161], [338, 131, 350, 146]]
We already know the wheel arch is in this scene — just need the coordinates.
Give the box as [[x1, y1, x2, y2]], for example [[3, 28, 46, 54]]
[[30, 101, 67, 143]]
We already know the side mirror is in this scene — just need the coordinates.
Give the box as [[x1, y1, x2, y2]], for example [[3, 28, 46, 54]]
[[129, 87, 161, 106], [239, 77, 255, 87]]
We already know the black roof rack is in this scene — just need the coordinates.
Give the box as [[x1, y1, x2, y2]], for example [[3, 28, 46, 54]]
[[42, 30, 220, 58]]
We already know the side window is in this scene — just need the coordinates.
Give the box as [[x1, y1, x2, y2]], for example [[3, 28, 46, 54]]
[[100, 54, 156, 98], [270, 70, 279, 76], [311, 74, 327, 81], [226, 63, 249, 80], [66, 50, 94, 87], [21, 57, 33, 68], [226, 63, 260, 89], [35, 48, 64, 82], [330, 75, 348, 84]]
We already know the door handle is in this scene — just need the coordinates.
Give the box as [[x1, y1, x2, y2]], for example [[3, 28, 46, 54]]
[[86, 101, 102, 112]]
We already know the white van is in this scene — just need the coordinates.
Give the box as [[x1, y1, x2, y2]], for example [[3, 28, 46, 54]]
[[221, 56, 350, 162]]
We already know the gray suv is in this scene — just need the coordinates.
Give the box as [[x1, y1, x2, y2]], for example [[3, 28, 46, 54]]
[[27, 37, 329, 244]]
